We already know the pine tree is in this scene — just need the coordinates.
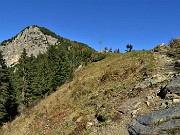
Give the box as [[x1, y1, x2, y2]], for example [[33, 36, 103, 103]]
[[109, 48, 112, 53], [125, 44, 133, 52], [47, 45, 73, 90], [9, 41, 93, 111], [16, 49, 33, 107], [0, 51, 18, 125]]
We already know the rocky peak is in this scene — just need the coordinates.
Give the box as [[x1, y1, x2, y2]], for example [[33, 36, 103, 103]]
[[0, 25, 60, 66]]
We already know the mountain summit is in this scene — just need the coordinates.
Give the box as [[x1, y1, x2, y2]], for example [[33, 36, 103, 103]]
[[0, 25, 61, 66]]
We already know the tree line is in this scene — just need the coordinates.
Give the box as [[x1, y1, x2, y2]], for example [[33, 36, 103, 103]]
[[104, 44, 134, 53]]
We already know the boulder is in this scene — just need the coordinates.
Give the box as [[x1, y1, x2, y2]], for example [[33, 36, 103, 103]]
[[157, 77, 180, 99], [150, 74, 167, 85], [166, 77, 180, 95], [128, 104, 180, 135]]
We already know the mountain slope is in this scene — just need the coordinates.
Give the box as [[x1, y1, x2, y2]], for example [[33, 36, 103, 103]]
[[0, 26, 98, 126], [0, 25, 94, 66], [1, 51, 155, 135]]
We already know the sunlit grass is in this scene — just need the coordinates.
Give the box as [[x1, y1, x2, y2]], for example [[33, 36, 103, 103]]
[[1, 50, 155, 135]]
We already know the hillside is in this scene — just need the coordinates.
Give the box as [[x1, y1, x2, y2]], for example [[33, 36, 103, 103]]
[[0, 26, 99, 127], [1, 50, 157, 135], [0, 26, 179, 134]]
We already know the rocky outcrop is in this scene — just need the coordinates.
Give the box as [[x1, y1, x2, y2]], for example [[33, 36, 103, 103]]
[[128, 104, 180, 135], [153, 43, 168, 53], [158, 77, 180, 99], [135, 74, 167, 89], [165, 77, 180, 95], [0, 26, 59, 66], [129, 76, 180, 135]]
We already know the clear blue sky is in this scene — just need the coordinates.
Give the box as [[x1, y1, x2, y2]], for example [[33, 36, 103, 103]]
[[0, 0, 180, 52]]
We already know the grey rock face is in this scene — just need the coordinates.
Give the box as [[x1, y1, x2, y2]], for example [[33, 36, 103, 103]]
[[0, 26, 59, 66], [128, 104, 180, 135], [166, 77, 180, 95], [157, 77, 180, 99], [135, 74, 167, 90]]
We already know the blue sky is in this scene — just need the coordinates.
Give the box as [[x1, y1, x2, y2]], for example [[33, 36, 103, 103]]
[[0, 0, 180, 52]]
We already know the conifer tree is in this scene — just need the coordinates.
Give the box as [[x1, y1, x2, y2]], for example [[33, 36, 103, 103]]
[[109, 48, 112, 53], [125, 44, 133, 52], [16, 49, 32, 107], [0, 51, 18, 125]]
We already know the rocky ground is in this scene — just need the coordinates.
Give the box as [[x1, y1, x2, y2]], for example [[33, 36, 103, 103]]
[[91, 51, 180, 135]]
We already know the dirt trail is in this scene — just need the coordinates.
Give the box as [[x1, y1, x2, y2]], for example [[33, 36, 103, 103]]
[[153, 52, 176, 77], [91, 52, 178, 135]]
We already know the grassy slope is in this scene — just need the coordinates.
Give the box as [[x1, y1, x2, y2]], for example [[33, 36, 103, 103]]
[[1, 51, 155, 135]]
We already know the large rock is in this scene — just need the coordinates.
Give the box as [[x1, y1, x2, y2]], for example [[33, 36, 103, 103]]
[[166, 77, 180, 95], [135, 74, 167, 89], [157, 77, 180, 99], [128, 104, 180, 135]]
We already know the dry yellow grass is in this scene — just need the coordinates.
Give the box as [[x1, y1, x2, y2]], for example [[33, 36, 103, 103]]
[[0, 50, 155, 135]]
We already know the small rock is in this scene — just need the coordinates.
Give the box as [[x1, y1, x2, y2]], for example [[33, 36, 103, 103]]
[[145, 101, 151, 107], [76, 116, 83, 123], [166, 100, 173, 107], [146, 96, 153, 101], [67, 121, 76, 126], [131, 108, 141, 117], [165, 93, 179, 99], [168, 72, 176, 75], [160, 102, 167, 109], [86, 122, 93, 128], [133, 102, 141, 109], [117, 107, 128, 114], [173, 99, 180, 104], [92, 118, 99, 126]]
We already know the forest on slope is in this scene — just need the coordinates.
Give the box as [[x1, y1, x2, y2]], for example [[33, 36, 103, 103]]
[[0, 26, 106, 126]]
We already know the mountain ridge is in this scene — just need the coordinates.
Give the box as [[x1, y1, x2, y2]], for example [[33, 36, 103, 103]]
[[0, 25, 59, 66], [0, 25, 94, 66]]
